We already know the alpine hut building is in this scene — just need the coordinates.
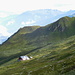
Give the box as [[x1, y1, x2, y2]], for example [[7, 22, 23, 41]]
[[18, 56, 30, 61]]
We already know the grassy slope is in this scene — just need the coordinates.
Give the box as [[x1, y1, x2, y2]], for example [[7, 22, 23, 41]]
[[0, 16, 75, 75], [0, 26, 40, 65], [0, 35, 75, 75]]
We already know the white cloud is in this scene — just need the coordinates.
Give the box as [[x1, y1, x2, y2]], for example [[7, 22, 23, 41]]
[[25, 20, 35, 25], [0, 25, 11, 36], [0, 13, 9, 17], [6, 20, 15, 26], [21, 20, 36, 26], [21, 22, 25, 25]]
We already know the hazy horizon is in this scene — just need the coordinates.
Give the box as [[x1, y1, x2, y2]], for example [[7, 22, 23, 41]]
[[0, 0, 74, 14]]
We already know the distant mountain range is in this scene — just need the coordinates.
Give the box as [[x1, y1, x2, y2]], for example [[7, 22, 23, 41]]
[[0, 9, 75, 44]]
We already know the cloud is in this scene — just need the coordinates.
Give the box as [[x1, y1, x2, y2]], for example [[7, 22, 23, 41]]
[[21, 22, 25, 25], [21, 20, 36, 26], [0, 12, 9, 17], [0, 25, 11, 36], [25, 20, 35, 25], [6, 20, 15, 26]]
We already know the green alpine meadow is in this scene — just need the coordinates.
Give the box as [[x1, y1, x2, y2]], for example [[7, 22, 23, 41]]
[[0, 16, 75, 75]]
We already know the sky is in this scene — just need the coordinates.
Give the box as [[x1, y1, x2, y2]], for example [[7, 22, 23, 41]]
[[0, 0, 75, 14]]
